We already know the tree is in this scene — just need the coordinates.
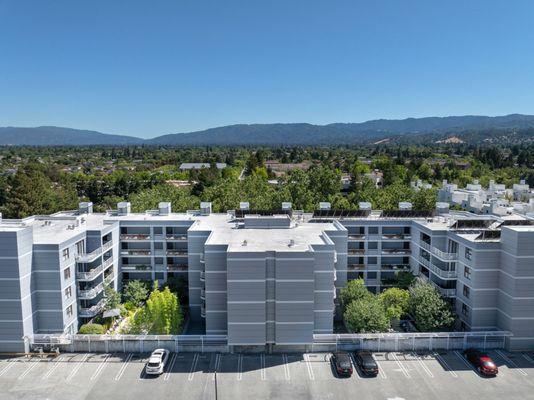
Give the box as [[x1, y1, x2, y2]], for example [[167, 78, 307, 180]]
[[344, 297, 390, 333], [104, 285, 121, 311], [79, 323, 105, 334], [123, 280, 149, 307], [379, 288, 410, 320], [395, 271, 417, 289], [409, 280, 455, 331], [339, 279, 373, 309]]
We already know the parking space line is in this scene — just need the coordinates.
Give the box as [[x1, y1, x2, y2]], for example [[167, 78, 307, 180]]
[[433, 353, 458, 378], [391, 353, 411, 379], [114, 353, 133, 381], [260, 354, 266, 381], [453, 351, 477, 376], [413, 354, 434, 378], [18, 359, 40, 380], [211, 354, 221, 381], [282, 354, 290, 381], [372, 355, 387, 379], [66, 353, 90, 382], [237, 354, 243, 381], [91, 354, 111, 381], [523, 353, 534, 364], [495, 350, 528, 376], [164, 353, 178, 381], [0, 360, 15, 377], [41, 356, 64, 380], [188, 353, 199, 381], [303, 353, 315, 381]]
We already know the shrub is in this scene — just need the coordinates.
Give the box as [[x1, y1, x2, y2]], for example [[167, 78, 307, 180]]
[[78, 323, 105, 334]]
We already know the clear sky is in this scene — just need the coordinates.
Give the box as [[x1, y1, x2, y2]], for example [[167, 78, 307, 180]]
[[1, 0, 533, 138]]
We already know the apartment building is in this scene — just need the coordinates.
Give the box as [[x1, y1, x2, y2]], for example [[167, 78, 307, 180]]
[[1, 200, 534, 352]]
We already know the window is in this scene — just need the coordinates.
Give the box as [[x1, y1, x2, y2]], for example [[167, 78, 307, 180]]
[[461, 303, 469, 317], [464, 266, 471, 280], [368, 227, 379, 235], [62, 248, 70, 261], [63, 267, 71, 280], [367, 257, 377, 265], [465, 247, 472, 261], [367, 272, 377, 279], [463, 285, 470, 299], [65, 286, 72, 299], [154, 227, 163, 234], [66, 305, 73, 318], [368, 242, 378, 250]]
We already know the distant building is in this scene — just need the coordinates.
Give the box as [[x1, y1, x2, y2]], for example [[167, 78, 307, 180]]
[[264, 160, 312, 177], [179, 162, 227, 170], [364, 169, 384, 188]]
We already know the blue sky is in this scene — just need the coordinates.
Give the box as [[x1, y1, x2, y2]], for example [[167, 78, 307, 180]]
[[0, 0, 533, 138]]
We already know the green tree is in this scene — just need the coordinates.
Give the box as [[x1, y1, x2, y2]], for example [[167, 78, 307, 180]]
[[344, 297, 390, 333], [339, 279, 373, 309], [379, 287, 410, 320], [104, 286, 121, 311], [123, 280, 149, 307], [409, 280, 455, 331]]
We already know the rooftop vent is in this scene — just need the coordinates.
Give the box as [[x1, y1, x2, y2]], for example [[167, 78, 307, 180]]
[[200, 202, 212, 215], [78, 202, 93, 214], [399, 202, 412, 210], [359, 202, 372, 211], [117, 202, 131, 216], [282, 202, 292, 210], [436, 202, 449, 215], [288, 239, 295, 247], [239, 202, 250, 210], [158, 202, 171, 216], [242, 240, 248, 246], [319, 202, 331, 210]]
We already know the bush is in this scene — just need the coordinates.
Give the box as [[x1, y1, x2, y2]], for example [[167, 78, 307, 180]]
[[344, 296, 390, 333], [78, 323, 105, 334]]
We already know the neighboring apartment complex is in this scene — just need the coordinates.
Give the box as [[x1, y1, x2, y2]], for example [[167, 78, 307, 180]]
[[1, 200, 533, 352]]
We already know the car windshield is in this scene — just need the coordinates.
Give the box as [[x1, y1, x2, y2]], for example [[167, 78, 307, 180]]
[[148, 362, 160, 367], [482, 361, 496, 368]]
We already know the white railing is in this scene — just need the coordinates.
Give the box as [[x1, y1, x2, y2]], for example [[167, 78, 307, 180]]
[[167, 250, 188, 256], [102, 257, 113, 270], [432, 247, 458, 261], [428, 262, 457, 279], [102, 240, 114, 252], [121, 250, 151, 256], [166, 234, 187, 240], [76, 265, 104, 281], [78, 283, 104, 300], [78, 299, 106, 317], [104, 273, 114, 285], [76, 247, 102, 263], [120, 234, 151, 240]]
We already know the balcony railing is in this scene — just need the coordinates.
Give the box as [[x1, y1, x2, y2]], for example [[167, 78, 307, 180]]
[[418, 241, 457, 261], [348, 249, 365, 255], [347, 264, 365, 270], [121, 250, 151, 256], [166, 250, 188, 256], [433, 284, 456, 298], [120, 234, 151, 240], [427, 262, 457, 279], [381, 249, 411, 255], [381, 264, 410, 271], [166, 234, 187, 240], [104, 273, 114, 285], [78, 283, 104, 300], [76, 265, 104, 281], [200, 305, 206, 318], [102, 257, 113, 270], [200, 289, 206, 300], [121, 264, 151, 271], [381, 234, 411, 240], [199, 271, 205, 280], [167, 264, 188, 272], [76, 247, 102, 263], [79, 299, 106, 318], [102, 240, 113, 252], [348, 234, 366, 240]]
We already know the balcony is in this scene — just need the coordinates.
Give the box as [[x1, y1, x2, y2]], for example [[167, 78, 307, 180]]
[[121, 250, 151, 256], [102, 240, 113, 252], [433, 283, 456, 298], [381, 249, 411, 255], [200, 289, 206, 300], [102, 257, 113, 270], [381, 234, 411, 240], [199, 271, 205, 281], [348, 234, 365, 240], [200, 305, 206, 318], [167, 264, 188, 272], [121, 264, 151, 271], [381, 264, 410, 271], [104, 273, 114, 285], [120, 234, 151, 240], [78, 283, 104, 300], [166, 234, 187, 240], [166, 250, 188, 256], [418, 241, 457, 261], [79, 299, 106, 318], [348, 249, 365, 255], [76, 248, 102, 263], [347, 264, 365, 270], [77, 265, 103, 281]]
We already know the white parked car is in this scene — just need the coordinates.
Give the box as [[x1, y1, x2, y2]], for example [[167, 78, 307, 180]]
[[145, 349, 170, 375]]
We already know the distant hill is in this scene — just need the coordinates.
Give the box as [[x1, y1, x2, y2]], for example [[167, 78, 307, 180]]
[[2, 114, 534, 146], [0, 126, 143, 146]]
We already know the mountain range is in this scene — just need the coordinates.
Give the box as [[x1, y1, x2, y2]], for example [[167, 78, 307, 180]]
[[2, 114, 534, 146]]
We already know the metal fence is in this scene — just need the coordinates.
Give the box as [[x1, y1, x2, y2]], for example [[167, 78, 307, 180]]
[[26, 331, 512, 354], [26, 334, 228, 354], [311, 331, 512, 352]]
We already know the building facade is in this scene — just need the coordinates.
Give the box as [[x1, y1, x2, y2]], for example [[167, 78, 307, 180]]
[[1, 200, 534, 352]]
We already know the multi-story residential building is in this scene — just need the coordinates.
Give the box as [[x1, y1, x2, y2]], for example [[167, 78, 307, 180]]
[[1, 200, 533, 352]]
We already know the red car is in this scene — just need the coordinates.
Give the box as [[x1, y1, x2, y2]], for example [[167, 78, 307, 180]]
[[463, 349, 498, 376]]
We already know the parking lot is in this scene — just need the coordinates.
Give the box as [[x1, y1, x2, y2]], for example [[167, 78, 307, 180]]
[[1, 349, 533, 400]]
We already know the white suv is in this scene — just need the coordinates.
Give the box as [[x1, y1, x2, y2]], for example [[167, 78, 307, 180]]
[[145, 349, 170, 375]]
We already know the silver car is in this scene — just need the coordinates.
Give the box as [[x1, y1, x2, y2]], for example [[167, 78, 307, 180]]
[[145, 349, 170, 375]]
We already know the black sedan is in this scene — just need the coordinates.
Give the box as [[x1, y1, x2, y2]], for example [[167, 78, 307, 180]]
[[354, 351, 379, 376], [331, 352, 353, 377]]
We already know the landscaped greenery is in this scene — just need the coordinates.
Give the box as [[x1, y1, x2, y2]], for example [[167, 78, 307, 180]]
[[122, 280, 150, 308], [78, 323, 105, 334], [340, 278, 454, 333]]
